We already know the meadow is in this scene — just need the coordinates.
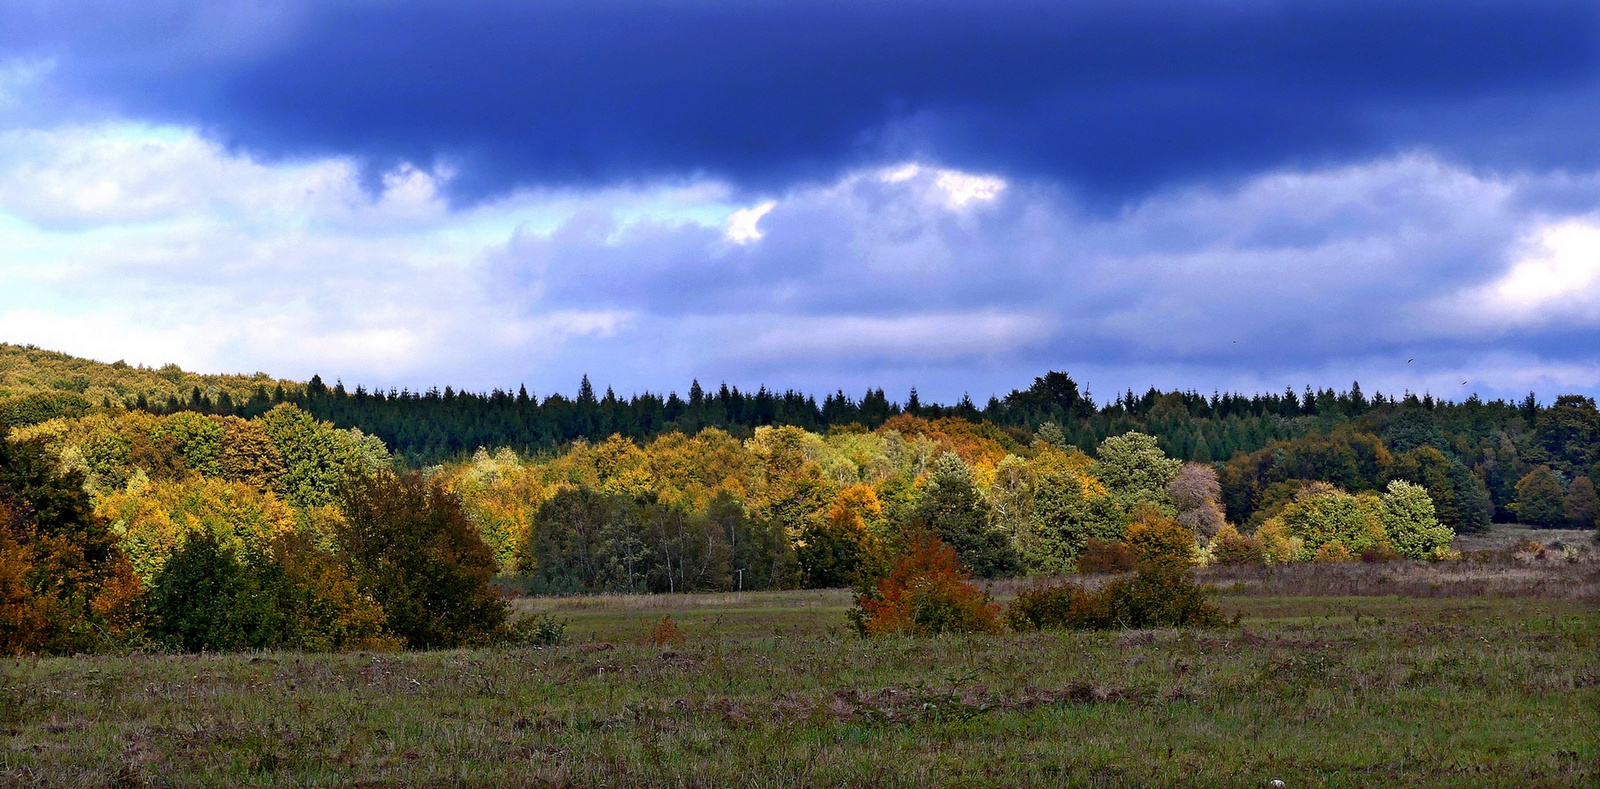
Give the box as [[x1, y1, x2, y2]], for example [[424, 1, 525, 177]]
[[3, 546, 1596, 789]]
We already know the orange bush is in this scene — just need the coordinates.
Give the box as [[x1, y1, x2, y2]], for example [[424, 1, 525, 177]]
[[852, 532, 1001, 637], [649, 615, 684, 647]]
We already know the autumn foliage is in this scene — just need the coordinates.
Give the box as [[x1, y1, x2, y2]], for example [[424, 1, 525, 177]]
[[1076, 538, 1136, 573], [852, 532, 1001, 637], [0, 431, 143, 655]]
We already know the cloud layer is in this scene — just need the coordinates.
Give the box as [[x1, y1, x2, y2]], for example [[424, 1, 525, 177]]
[[5, 1, 1599, 203], [5, 2, 1600, 403], [4, 121, 1600, 402]]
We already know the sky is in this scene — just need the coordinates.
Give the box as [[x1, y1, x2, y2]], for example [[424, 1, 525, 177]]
[[4, 0, 1600, 406]]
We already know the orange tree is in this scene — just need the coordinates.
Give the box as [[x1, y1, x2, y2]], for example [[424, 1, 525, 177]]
[[850, 530, 1001, 637]]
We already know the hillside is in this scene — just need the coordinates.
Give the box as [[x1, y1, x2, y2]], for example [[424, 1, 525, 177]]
[[0, 342, 300, 425]]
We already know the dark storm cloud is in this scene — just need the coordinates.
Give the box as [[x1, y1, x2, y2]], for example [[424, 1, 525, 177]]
[[6, 0, 1599, 202]]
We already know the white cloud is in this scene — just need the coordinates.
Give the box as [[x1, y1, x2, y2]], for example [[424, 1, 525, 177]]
[[724, 200, 776, 244], [1463, 218, 1600, 323], [0, 122, 647, 385], [934, 170, 1005, 208], [5, 120, 1600, 401]]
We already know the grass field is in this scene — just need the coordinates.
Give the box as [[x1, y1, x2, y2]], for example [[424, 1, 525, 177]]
[[3, 556, 1597, 787]]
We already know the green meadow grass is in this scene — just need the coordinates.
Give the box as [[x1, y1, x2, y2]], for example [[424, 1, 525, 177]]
[[3, 588, 1596, 787]]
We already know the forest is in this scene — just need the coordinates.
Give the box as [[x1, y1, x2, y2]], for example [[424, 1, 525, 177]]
[[2, 343, 1598, 654]]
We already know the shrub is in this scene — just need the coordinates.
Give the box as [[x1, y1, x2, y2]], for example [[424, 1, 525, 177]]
[[1096, 567, 1230, 629], [1077, 538, 1136, 573], [335, 472, 507, 649], [649, 615, 684, 647], [146, 531, 393, 653], [508, 613, 568, 647], [1359, 544, 1402, 563], [1122, 505, 1199, 572], [1313, 542, 1354, 563], [852, 532, 1001, 637], [1255, 517, 1303, 564], [1210, 523, 1265, 565], [1007, 569, 1228, 631], [1005, 581, 1106, 631]]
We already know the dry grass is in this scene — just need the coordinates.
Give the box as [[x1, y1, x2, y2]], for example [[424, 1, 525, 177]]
[[1452, 526, 1595, 552], [1197, 558, 1600, 600], [3, 588, 1595, 788]]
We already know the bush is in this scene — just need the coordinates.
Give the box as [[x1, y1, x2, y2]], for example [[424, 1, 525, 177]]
[[1007, 568, 1228, 631], [1122, 505, 1199, 572], [1077, 538, 1136, 573], [1313, 542, 1354, 563], [508, 613, 568, 647], [852, 532, 1001, 637], [1210, 523, 1265, 565], [1096, 567, 1231, 629], [336, 472, 507, 649], [649, 615, 684, 647], [1359, 544, 1402, 563], [146, 531, 393, 653], [1005, 581, 1106, 630]]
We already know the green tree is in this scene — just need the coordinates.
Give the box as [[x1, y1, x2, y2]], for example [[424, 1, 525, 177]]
[[335, 472, 506, 648], [1389, 447, 1491, 533], [1563, 475, 1599, 529], [1266, 484, 1388, 559], [147, 531, 390, 653], [1025, 466, 1125, 574], [146, 532, 264, 652], [259, 404, 389, 508], [526, 487, 644, 594], [1379, 480, 1453, 559], [153, 412, 224, 478], [1094, 432, 1181, 508], [912, 453, 1020, 578], [1534, 395, 1600, 473], [1513, 466, 1566, 527]]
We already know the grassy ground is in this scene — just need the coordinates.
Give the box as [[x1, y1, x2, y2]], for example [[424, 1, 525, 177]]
[[4, 571, 1596, 788]]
